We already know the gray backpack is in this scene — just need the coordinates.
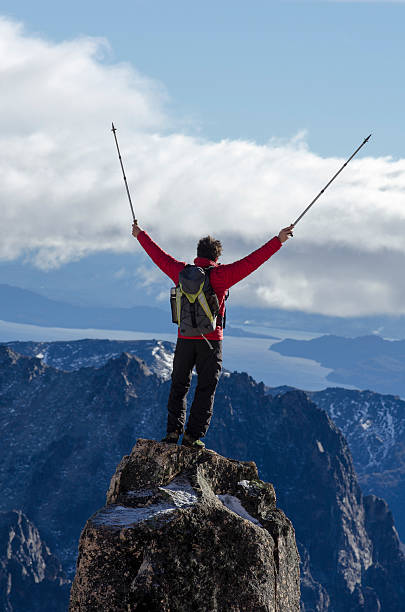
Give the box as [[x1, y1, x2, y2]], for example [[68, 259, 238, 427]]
[[170, 265, 220, 337]]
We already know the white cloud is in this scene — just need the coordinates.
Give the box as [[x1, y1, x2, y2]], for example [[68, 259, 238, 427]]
[[1, 16, 405, 317]]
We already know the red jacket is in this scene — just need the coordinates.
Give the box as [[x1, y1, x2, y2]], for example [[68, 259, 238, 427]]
[[137, 231, 282, 340]]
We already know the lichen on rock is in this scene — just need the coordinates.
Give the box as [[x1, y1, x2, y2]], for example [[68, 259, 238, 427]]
[[69, 438, 300, 611]]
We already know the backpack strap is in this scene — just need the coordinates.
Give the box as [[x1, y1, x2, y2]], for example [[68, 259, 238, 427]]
[[204, 266, 228, 329], [175, 286, 182, 327], [197, 292, 215, 324]]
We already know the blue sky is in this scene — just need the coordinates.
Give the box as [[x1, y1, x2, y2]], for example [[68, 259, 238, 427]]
[[1, 1, 403, 156], [0, 1, 404, 318]]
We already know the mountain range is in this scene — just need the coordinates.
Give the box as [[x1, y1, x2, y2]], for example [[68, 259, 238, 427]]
[[6, 338, 405, 542], [1, 339, 405, 610]]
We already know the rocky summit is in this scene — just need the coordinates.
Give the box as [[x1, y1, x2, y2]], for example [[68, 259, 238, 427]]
[[69, 438, 300, 612]]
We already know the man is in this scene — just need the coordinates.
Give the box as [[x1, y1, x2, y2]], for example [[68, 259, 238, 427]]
[[132, 221, 294, 448]]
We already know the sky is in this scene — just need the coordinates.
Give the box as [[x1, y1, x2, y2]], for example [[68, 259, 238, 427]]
[[0, 1, 405, 318]]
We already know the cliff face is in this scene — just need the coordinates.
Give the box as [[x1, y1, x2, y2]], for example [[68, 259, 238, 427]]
[[363, 495, 405, 610], [70, 438, 300, 612], [207, 379, 405, 611], [310, 387, 405, 543], [0, 510, 69, 612]]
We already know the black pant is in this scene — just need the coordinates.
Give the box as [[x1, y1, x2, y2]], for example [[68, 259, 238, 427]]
[[166, 338, 223, 439]]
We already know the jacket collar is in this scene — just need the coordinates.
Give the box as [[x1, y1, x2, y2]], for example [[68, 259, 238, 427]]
[[194, 256, 218, 268]]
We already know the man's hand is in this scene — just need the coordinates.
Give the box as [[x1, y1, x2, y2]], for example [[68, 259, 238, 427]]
[[278, 224, 294, 243], [132, 221, 142, 238]]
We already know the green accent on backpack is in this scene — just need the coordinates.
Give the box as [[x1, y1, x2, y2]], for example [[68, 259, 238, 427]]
[[170, 265, 220, 337], [179, 280, 205, 304]]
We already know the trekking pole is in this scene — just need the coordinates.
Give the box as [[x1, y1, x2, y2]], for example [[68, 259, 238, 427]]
[[111, 122, 137, 223], [293, 134, 372, 226]]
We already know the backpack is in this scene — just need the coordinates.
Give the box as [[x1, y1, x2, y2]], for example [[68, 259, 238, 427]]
[[170, 265, 224, 337]]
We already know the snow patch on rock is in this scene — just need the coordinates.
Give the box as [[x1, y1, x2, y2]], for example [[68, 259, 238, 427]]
[[92, 503, 177, 527], [96, 478, 198, 528], [160, 477, 198, 507], [218, 494, 262, 526]]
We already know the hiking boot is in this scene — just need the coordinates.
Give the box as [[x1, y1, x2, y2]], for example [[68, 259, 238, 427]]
[[181, 433, 205, 449], [161, 431, 181, 444]]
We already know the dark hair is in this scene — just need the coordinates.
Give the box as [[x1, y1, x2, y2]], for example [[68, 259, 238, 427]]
[[197, 236, 222, 261]]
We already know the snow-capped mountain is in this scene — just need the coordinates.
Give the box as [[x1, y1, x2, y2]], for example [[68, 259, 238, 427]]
[[310, 388, 404, 473], [4, 338, 175, 380]]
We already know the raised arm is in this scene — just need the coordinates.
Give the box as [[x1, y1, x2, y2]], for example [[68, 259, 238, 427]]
[[212, 225, 294, 291], [132, 222, 185, 284]]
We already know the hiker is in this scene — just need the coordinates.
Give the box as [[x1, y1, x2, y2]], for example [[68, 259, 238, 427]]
[[132, 221, 293, 448]]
